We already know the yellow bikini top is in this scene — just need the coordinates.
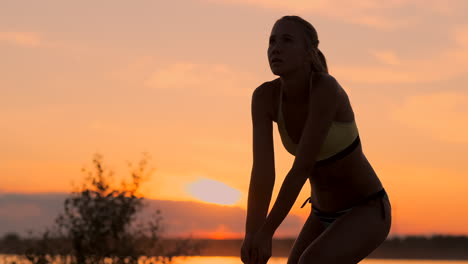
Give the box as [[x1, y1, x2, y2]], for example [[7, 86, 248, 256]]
[[277, 85, 359, 162]]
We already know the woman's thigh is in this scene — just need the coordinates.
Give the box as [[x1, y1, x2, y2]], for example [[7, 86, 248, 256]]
[[287, 210, 327, 264], [298, 196, 392, 264]]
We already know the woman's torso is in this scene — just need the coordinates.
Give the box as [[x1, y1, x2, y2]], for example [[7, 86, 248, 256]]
[[268, 77, 384, 213]]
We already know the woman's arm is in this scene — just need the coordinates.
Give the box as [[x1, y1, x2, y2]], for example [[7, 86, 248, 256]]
[[259, 74, 340, 237], [245, 83, 276, 236], [258, 167, 309, 237]]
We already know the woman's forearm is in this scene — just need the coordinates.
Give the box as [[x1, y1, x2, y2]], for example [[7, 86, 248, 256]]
[[245, 169, 275, 236], [260, 168, 309, 237]]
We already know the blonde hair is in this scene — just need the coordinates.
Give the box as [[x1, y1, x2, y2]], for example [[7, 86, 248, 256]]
[[275, 16, 329, 73]]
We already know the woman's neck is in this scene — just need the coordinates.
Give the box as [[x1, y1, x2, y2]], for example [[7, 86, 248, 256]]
[[279, 69, 311, 103]]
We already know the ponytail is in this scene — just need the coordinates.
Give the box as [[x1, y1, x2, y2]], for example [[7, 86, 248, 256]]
[[315, 48, 328, 73]]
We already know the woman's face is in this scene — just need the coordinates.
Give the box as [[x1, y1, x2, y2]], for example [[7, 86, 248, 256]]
[[267, 20, 312, 76]]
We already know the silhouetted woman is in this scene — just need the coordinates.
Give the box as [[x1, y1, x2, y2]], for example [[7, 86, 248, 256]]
[[241, 15, 392, 264]]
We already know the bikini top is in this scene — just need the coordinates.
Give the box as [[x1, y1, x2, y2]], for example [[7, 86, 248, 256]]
[[276, 84, 360, 166]]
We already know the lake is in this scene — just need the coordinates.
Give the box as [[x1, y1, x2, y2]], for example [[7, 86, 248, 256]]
[[1, 255, 468, 264]]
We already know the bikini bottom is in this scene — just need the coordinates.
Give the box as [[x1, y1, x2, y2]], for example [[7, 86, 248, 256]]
[[300, 188, 389, 229]]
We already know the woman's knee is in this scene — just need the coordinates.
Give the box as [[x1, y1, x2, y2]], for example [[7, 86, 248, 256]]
[[286, 213, 326, 264]]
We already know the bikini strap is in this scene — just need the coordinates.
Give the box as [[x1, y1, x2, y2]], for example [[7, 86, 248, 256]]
[[300, 197, 311, 208]]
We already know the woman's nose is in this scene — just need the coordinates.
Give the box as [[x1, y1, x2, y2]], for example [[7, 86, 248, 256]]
[[269, 45, 281, 55]]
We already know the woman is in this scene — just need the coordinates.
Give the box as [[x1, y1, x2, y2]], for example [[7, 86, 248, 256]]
[[240, 16, 392, 264]]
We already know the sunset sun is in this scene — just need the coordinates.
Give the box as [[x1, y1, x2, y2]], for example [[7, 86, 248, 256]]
[[186, 178, 241, 205]]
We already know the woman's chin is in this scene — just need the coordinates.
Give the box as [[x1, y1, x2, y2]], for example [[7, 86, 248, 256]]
[[270, 67, 286, 76], [270, 68, 293, 77]]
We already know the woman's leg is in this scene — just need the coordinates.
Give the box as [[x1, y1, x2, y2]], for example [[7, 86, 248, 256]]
[[287, 210, 328, 264], [297, 195, 392, 264]]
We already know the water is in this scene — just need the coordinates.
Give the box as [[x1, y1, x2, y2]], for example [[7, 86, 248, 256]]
[[1, 255, 467, 264]]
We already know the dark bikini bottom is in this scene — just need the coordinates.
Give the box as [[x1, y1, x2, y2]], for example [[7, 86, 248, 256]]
[[301, 188, 389, 228]]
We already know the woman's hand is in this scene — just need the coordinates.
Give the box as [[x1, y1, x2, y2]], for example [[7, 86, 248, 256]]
[[247, 228, 273, 264], [241, 233, 255, 264]]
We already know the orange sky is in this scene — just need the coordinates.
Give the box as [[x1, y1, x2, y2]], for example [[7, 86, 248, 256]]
[[1, 0, 468, 238]]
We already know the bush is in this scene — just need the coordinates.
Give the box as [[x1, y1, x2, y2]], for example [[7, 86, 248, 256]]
[[21, 153, 203, 264]]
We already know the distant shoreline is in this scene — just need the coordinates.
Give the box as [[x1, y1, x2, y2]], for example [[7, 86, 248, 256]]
[[2, 235, 468, 261], [191, 236, 468, 260]]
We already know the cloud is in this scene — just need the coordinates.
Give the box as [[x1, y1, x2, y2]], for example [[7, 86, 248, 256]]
[[0, 32, 46, 47], [370, 50, 402, 66], [0, 31, 89, 59], [0, 193, 65, 236], [420, 0, 467, 16], [192, 1, 467, 83], [0, 193, 304, 239], [388, 91, 468, 144], [199, 0, 462, 30], [140, 199, 304, 238], [144, 62, 258, 97], [333, 25, 468, 83]]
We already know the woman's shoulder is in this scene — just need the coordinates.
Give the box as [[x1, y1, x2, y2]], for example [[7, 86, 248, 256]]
[[312, 72, 347, 98], [253, 78, 280, 95], [312, 72, 338, 86], [252, 78, 280, 121], [315, 73, 354, 121], [252, 78, 281, 101]]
